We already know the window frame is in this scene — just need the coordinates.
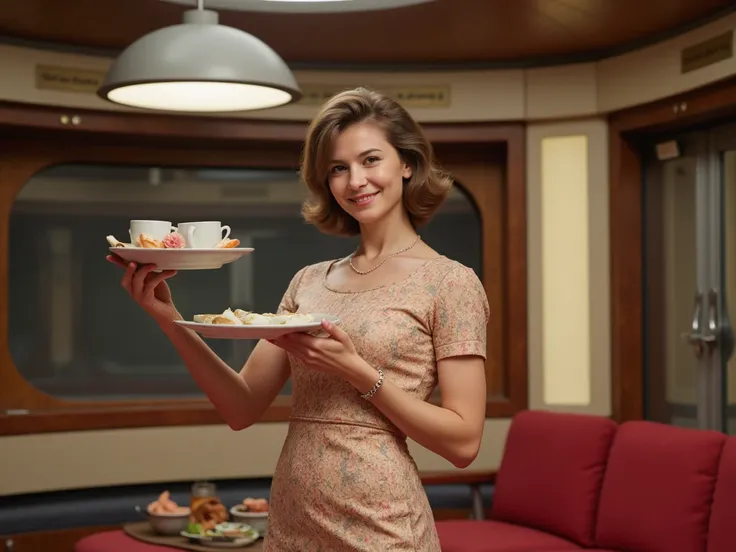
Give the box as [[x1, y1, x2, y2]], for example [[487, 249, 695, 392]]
[[0, 101, 527, 435]]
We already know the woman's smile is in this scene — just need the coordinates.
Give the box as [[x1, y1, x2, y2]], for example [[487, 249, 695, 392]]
[[348, 191, 380, 207]]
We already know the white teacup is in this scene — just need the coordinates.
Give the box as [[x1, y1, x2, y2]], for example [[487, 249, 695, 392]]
[[176, 221, 231, 249], [129, 220, 176, 245]]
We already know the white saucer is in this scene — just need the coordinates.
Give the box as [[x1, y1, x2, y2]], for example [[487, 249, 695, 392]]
[[175, 314, 340, 340], [180, 531, 259, 548], [109, 247, 254, 270]]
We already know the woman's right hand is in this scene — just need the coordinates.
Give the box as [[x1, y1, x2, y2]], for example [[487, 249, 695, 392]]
[[106, 254, 181, 327]]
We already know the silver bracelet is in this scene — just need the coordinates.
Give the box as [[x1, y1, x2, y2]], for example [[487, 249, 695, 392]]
[[360, 368, 384, 400]]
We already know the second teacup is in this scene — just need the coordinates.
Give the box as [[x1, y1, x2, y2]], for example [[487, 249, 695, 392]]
[[176, 221, 231, 249]]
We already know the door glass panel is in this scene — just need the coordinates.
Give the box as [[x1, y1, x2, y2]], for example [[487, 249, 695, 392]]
[[643, 154, 701, 427]]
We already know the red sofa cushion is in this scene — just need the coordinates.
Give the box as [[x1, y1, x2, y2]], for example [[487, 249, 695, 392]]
[[708, 436, 736, 552], [435, 520, 581, 552], [490, 410, 617, 547], [595, 421, 726, 552]]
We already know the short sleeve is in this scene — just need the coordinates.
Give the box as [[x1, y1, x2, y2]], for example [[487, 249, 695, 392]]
[[276, 266, 308, 314], [432, 265, 490, 361]]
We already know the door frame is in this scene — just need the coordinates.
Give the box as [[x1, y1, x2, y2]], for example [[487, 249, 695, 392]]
[[609, 75, 736, 423]]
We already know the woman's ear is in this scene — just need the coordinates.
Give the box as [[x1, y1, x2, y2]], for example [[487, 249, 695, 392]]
[[402, 163, 413, 180]]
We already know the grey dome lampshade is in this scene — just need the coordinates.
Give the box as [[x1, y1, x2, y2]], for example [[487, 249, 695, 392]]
[[97, 9, 302, 113]]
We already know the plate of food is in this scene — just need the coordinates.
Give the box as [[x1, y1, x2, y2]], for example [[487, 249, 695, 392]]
[[230, 497, 269, 534], [175, 308, 340, 339], [107, 235, 254, 271], [181, 522, 259, 548]]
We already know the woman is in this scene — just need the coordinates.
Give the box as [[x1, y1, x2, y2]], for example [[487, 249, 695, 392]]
[[107, 87, 489, 551]]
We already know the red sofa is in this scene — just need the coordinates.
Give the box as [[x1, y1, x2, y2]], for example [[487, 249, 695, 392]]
[[437, 410, 736, 552]]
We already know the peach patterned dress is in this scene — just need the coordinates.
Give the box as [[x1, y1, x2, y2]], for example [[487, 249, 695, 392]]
[[263, 256, 490, 552]]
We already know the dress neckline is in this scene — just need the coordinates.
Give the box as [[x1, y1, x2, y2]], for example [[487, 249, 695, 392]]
[[321, 255, 448, 294]]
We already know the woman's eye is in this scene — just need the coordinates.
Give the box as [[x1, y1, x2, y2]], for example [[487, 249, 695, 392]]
[[330, 165, 346, 174], [365, 156, 380, 165]]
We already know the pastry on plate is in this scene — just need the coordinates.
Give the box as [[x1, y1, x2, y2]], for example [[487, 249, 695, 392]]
[[211, 309, 242, 325], [192, 308, 317, 326], [193, 314, 218, 324], [234, 309, 272, 326]]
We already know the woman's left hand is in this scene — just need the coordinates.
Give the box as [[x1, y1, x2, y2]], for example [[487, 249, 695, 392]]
[[269, 320, 365, 381]]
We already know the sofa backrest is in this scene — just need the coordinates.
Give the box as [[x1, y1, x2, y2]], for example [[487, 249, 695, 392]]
[[595, 420, 726, 552], [707, 436, 736, 552], [490, 409, 617, 547]]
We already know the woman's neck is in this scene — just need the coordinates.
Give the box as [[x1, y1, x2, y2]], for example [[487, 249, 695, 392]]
[[356, 210, 418, 262]]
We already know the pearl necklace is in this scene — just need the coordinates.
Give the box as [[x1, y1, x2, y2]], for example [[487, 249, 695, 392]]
[[348, 235, 422, 275]]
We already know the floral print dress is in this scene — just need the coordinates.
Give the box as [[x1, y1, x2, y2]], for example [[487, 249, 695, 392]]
[[263, 256, 490, 552]]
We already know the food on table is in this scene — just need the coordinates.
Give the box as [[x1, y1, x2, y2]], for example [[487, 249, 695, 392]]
[[193, 308, 315, 326], [147, 491, 190, 515], [241, 497, 269, 513], [190, 497, 229, 531], [186, 521, 257, 539]]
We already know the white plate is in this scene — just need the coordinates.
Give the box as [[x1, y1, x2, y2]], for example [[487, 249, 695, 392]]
[[109, 247, 254, 270], [175, 314, 340, 340], [180, 532, 259, 548]]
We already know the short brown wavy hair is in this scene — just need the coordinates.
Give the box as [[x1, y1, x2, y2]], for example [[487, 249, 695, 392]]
[[300, 87, 453, 236]]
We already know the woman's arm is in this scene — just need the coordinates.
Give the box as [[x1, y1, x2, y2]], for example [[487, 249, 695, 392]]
[[108, 258, 304, 432], [347, 356, 486, 468], [160, 321, 291, 431]]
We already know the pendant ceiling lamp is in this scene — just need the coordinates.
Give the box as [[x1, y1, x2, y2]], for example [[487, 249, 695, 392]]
[[98, 0, 301, 113], [160, 0, 436, 13]]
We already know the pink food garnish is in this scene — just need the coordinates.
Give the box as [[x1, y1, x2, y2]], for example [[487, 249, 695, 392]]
[[162, 232, 186, 249]]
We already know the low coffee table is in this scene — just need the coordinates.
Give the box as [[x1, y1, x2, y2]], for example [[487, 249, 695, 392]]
[[75, 522, 264, 552]]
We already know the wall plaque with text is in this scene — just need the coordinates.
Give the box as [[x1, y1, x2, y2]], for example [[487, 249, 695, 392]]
[[297, 85, 452, 108], [681, 31, 733, 74], [35, 64, 106, 94]]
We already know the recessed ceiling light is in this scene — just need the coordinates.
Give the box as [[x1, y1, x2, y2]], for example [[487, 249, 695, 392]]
[[159, 0, 436, 14]]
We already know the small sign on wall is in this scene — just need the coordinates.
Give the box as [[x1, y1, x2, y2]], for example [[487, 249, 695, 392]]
[[681, 30, 733, 74], [297, 84, 452, 108], [35, 64, 106, 94]]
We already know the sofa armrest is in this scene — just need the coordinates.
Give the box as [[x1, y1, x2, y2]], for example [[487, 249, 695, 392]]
[[420, 471, 496, 520]]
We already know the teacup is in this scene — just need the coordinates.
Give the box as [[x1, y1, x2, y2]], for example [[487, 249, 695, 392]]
[[176, 221, 231, 249], [129, 220, 176, 245]]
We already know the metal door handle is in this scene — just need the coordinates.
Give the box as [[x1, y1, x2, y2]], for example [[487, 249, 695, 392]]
[[681, 291, 705, 358]]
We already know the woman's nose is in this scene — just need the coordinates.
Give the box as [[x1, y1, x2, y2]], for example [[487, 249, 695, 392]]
[[349, 168, 367, 188]]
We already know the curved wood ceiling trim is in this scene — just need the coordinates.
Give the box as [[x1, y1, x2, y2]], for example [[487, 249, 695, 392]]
[[0, 0, 733, 70]]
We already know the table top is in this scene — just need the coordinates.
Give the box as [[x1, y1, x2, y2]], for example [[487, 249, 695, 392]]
[[75, 524, 264, 552]]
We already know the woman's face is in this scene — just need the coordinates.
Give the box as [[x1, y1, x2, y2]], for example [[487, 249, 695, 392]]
[[327, 121, 412, 228]]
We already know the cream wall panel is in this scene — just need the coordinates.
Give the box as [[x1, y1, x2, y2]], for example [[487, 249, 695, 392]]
[[526, 119, 611, 416], [0, 419, 510, 496], [524, 63, 598, 120], [596, 12, 736, 112]]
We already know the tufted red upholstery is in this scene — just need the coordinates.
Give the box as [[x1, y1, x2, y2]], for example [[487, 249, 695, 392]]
[[435, 410, 735, 552]]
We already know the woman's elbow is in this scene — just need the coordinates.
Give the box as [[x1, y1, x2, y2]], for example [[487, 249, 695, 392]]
[[449, 438, 482, 469], [226, 415, 254, 431]]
